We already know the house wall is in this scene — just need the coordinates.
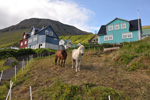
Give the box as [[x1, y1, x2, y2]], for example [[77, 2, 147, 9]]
[[99, 19, 139, 44], [27, 26, 59, 49], [20, 33, 28, 48]]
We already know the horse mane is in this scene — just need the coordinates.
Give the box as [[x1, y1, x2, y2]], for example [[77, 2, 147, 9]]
[[78, 45, 84, 50], [61, 49, 67, 57]]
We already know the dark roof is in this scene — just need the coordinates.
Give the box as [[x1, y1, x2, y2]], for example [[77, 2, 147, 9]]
[[129, 19, 142, 31], [97, 25, 106, 35], [97, 18, 142, 36], [31, 25, 59, 39]]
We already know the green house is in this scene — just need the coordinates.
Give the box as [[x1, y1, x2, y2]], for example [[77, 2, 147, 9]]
[[97, 18, 142, 44]]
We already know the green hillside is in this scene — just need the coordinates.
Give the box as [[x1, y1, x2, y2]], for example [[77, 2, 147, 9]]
[[142, 25, 150, 29], [59, 34, 95, 44], [1, 38, 150, 99], [0, 29, 29, 48]]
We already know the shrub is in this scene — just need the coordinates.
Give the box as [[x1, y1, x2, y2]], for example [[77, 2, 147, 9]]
[[120, 53, 138, 64]]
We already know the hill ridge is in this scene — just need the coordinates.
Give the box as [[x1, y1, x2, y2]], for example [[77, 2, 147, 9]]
[[0, 18, 91, 36]]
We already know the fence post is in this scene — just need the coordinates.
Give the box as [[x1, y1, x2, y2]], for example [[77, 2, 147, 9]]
[[6, 81, 13, 100], [22, 60, 23, 72], [15, 66, 16, 81], [27, 58, 28, 67], [30, 86, 32, 100], [108, 95, 111, 100], [0, 70, 3, 82]]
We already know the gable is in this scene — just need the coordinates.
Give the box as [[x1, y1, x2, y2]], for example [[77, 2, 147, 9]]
[[107, 18, 129, 26], [38, 26, 59, 38], [106, 18, 129, 25]]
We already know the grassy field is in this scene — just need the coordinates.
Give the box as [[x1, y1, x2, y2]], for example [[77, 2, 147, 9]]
[[1, 37, 150, 99], [59, 34, 96, 44], [0, 57, 18, 71], [142, 25, 150, 29], [0, 29, 29, 48]]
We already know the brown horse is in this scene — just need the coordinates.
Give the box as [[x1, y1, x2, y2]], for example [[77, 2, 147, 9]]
[[55, 50, 67, 67]]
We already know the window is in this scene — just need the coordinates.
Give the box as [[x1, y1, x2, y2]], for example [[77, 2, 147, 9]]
[[108, 25, 113, 31], [104, 35, 113, 41], [54, 38, 57, 40], [21, 42, 23, 46], [33, 37, 37, 41], [24, 35, 26, 39], [115, 24, 120, 30], [122, 32, 133, 39], [50, 31, 53, 36], [25, 41, 27, 45], [121, 23, 126, 29], [45, 30, 49, 35], [28, 39, 32, 43]]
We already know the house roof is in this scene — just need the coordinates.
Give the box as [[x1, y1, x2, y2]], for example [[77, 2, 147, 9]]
[[32, 25, 59, 39], [97, 25, 106, 36], [98, 18, 142, 36], [129, 19, 142, 31]]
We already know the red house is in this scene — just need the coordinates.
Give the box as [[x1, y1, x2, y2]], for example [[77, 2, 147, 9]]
[[19, 32, 29, 48]]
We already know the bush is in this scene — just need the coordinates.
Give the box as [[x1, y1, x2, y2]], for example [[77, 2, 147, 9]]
[[0, 48, 56, 60], [120, 53, 138, 64]]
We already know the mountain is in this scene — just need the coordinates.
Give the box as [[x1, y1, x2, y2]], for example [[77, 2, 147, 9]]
[[0, 18, 92, 48], [0, 18, 91, 36]]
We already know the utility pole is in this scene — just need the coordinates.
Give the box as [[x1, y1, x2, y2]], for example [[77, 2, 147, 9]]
[[137, 10, 141, 40]]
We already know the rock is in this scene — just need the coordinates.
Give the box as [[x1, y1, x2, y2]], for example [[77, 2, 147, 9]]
[[3, 58, 15, 66]]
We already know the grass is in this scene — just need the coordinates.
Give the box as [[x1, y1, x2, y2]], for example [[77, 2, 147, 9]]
[[142, 25, 150, 29], [1, 46, 150, 99], [0, 52, 129, 100], [59, 34, 95, 44], [0, 57, 18, 71], [0, 29, 29, 48], [113, 37, 150, 71]]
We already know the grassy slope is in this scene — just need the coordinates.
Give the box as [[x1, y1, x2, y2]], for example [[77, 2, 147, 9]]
[[0, 59, 11, 71], [59, 34, 95, 44], [142, 25, 150, 29], [1, 37, 150, 99], [0, 29, 29, 48]]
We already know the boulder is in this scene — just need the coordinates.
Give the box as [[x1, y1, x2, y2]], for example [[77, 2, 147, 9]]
[[3, 58, 15, 66]]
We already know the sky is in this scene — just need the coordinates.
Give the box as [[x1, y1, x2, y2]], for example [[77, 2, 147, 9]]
[[0, 0, 150, 33]]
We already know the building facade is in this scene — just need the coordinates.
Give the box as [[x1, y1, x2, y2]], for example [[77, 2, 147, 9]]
[[97, 18, 142, 44], [27, 26, 59, 50], [19, 32, 29, 48]]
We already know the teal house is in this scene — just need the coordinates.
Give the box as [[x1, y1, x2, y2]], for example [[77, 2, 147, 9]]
[[97, 18, 142, 44]]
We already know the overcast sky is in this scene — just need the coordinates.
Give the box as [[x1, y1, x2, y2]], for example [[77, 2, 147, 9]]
[[0, 0, 150, 33]]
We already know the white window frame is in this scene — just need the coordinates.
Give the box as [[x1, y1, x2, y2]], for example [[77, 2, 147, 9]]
[[45, 30, 49, 35], [21, 42, 23, 46], [33, 37, 37, 41], [50, 31, 53, 36], [24, 35, 26, 39], [104, 35, 113, 41], [115, 24, 120, 30], [25, 41, 27, 45], [122, 32, 133, 39], [108, 25, 113, 31], [121, 23, 126, 29], [28, 39, 32, 43]]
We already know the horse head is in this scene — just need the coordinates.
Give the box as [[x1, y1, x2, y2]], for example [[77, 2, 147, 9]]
[[78, 45, 85, 56]]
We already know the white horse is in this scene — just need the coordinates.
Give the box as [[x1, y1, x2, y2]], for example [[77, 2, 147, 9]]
[[72, 45, 85, 72]]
